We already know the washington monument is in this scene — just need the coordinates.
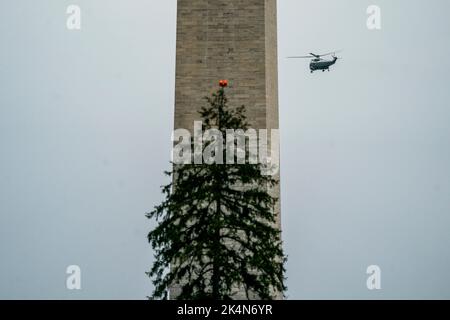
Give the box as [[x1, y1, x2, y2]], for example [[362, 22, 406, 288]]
[[172, 0, 281, 299]]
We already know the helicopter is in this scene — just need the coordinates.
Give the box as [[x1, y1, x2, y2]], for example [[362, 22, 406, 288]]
[[288, 51, 342, 73]]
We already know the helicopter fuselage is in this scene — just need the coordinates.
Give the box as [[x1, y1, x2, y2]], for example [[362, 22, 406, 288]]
[[310, 57, 338, 72]]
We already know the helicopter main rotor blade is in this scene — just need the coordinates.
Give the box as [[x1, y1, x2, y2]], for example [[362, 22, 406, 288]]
[[287, 56, 314, 59], [319, 50, 343, 57]]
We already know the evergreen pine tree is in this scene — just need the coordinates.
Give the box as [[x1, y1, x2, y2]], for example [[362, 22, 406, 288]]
[[147, 84, 286, 300]]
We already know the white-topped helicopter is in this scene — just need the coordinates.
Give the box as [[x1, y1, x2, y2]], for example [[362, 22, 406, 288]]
[[288, 51, 342, 73]]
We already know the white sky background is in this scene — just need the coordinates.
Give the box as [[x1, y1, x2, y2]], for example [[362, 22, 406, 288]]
[[0, 0, 449, 299]]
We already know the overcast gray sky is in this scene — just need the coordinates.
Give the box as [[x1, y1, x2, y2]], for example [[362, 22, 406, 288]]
[[1, 0, 450, 299]]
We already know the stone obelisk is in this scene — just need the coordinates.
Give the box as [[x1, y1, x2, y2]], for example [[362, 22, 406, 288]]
[[172, 0, 281, 299]]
